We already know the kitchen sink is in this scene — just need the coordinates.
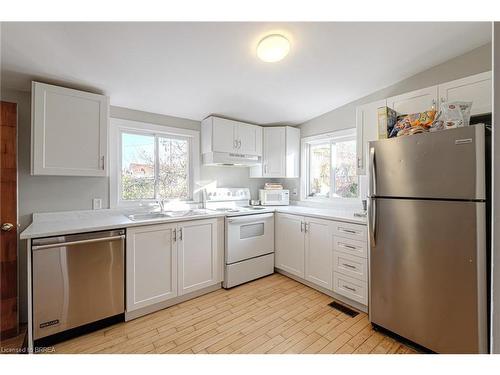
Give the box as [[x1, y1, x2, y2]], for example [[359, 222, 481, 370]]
[[127, 209, 210, 221], [127, 212, 171, 221]]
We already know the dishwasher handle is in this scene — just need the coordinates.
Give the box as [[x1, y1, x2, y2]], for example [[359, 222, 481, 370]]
[[32, 235, 125, 251]]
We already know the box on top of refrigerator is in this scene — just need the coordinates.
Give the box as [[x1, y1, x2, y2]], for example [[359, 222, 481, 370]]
[[377, 106, 398, 139]]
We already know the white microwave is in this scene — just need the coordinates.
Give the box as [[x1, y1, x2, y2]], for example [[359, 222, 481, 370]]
[[259, 189, 289, 206]]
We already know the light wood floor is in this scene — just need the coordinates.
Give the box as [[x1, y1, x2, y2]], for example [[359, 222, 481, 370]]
[[53, 274, 417, 354]]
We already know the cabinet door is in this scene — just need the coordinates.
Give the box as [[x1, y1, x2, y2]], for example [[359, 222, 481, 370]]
[[438, 71, 492, 116], [31, 81, 108, 176], [212, 117, 237, 153], [263, 127, 286, 177], [177, 219, 219, 296], [387, 86, 438, 115], [356, 99, 386, 175], [237, 123, 262, 156], [285, 127, 300, 178], [304, 217, 333, 290], [126, 224, 177, 312], [275, 213, 305, 277]]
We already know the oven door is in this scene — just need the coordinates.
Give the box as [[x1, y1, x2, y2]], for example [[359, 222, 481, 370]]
[[226, 213, 275, 264]]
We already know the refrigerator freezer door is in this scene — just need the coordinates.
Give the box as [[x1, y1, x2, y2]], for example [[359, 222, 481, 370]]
[[368, 198, 487, 353], [369, 125, 485, 200]]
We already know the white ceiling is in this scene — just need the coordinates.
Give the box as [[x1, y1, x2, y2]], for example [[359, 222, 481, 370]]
[[0, 22, 491, 125]]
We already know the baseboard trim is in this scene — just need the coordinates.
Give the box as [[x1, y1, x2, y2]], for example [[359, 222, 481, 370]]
[[125, 283, 222, 321], [275, 269, 368, 314]]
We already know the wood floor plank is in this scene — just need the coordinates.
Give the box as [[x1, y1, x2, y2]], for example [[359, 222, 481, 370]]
[[52, 274, 415, 354]]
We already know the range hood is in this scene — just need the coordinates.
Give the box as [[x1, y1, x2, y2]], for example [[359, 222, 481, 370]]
[[202, 151, 261, 166]]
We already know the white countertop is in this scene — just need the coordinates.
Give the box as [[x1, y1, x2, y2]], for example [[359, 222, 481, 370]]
[[275, 205, 366, 225], [20, 204, 366, 240]]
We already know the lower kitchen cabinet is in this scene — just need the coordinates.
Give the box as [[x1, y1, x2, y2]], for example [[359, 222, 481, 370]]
[[126, 223, 178, 312], [275, 213, 305, 278], [275, 213, 333, 289], [304, 217, 333, 290], [275, 212, 368, 309], [126, 218, 221, 314], [177, 218, 220, 296]]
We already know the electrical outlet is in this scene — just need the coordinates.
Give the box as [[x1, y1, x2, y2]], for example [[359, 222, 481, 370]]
[[93, 198, 102, 210]]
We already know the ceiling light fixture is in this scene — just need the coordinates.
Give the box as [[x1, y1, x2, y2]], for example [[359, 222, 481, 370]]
[[256, 34, 290, 63]]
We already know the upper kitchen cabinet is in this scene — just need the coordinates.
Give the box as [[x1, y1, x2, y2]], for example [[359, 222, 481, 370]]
[[201, 116, 262, 156], [355, 99, 386, 175], [249, 126, 300, 178], [387, 85, 438, 115], [438, 71, 492, 116], [31, 82, 109, 176]]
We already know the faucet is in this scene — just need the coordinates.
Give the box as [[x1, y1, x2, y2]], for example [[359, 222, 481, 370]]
[[156, 199, 165, 212]]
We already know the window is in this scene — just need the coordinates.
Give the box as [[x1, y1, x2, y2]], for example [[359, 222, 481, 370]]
[[302, 128, 359, 200], [110, 118, 200, 207]]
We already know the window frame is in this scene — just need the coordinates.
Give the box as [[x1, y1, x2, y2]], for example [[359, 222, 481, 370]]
[[300, 128, 360, 203], [110, 118, 200, 208]]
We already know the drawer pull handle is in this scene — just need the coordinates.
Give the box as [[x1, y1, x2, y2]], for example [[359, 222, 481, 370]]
[[342, 263, 356, 269], [341, 243, 357, 250], [343, 285, 357, 292], [340, 228, 357, 234]]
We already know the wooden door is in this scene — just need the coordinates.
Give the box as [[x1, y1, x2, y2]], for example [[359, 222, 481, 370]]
[[126, 223, 178, 312], [177, 219, 219, 296], [0, 101, 18, 340], [275, 213, 305, 278]]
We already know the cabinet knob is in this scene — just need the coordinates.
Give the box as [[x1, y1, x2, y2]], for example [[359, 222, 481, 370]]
[[1, 223, 14, 232]]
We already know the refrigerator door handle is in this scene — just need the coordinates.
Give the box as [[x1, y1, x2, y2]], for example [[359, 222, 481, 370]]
[[369, 198, 376, 246], [369, 147, 376, 196]]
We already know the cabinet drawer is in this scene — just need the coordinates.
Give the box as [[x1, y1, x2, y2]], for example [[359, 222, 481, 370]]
[[333, 251, 367, 282], [333, 222, 367, 241], [333, 236, 367, 258], [333, 273, 368, 306]]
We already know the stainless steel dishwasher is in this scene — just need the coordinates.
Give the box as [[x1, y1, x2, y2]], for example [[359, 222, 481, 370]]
[[32, 229, 125, 340]]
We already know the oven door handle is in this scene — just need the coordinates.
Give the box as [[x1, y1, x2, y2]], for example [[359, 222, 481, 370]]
[[226, 213, 274, 223]]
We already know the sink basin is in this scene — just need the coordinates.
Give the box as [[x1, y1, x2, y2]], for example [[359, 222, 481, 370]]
[[127, 212, 170, 221], [128, 209, 210, 221], [165, 209, 209, 217]]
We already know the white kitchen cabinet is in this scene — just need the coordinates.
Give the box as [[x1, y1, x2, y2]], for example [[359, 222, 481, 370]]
[[304, 217, 333, 290], [275, 212, 369, 307], [31, 81, 109, 176], [438, 71, 492, 116], [127, 218, 222, 314], [275, 213, 333, 289], [333, 273, 368, 306], [387, 85, 438, 115], [177, 218, 220, 296], [238, 121, 263, 155], [355, 99, 386, 175], [275, 213, 305, 278], [201, 116, 262, 156], [126, 223, 178, 312], [250, 126, 300, 178]]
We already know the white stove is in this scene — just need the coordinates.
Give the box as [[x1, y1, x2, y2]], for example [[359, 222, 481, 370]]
[[203, 188, 274, 215], [203, 188, 275, 288]]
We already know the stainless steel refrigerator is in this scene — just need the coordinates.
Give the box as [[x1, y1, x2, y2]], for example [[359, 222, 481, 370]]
[[368, 124, 489, 354]]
